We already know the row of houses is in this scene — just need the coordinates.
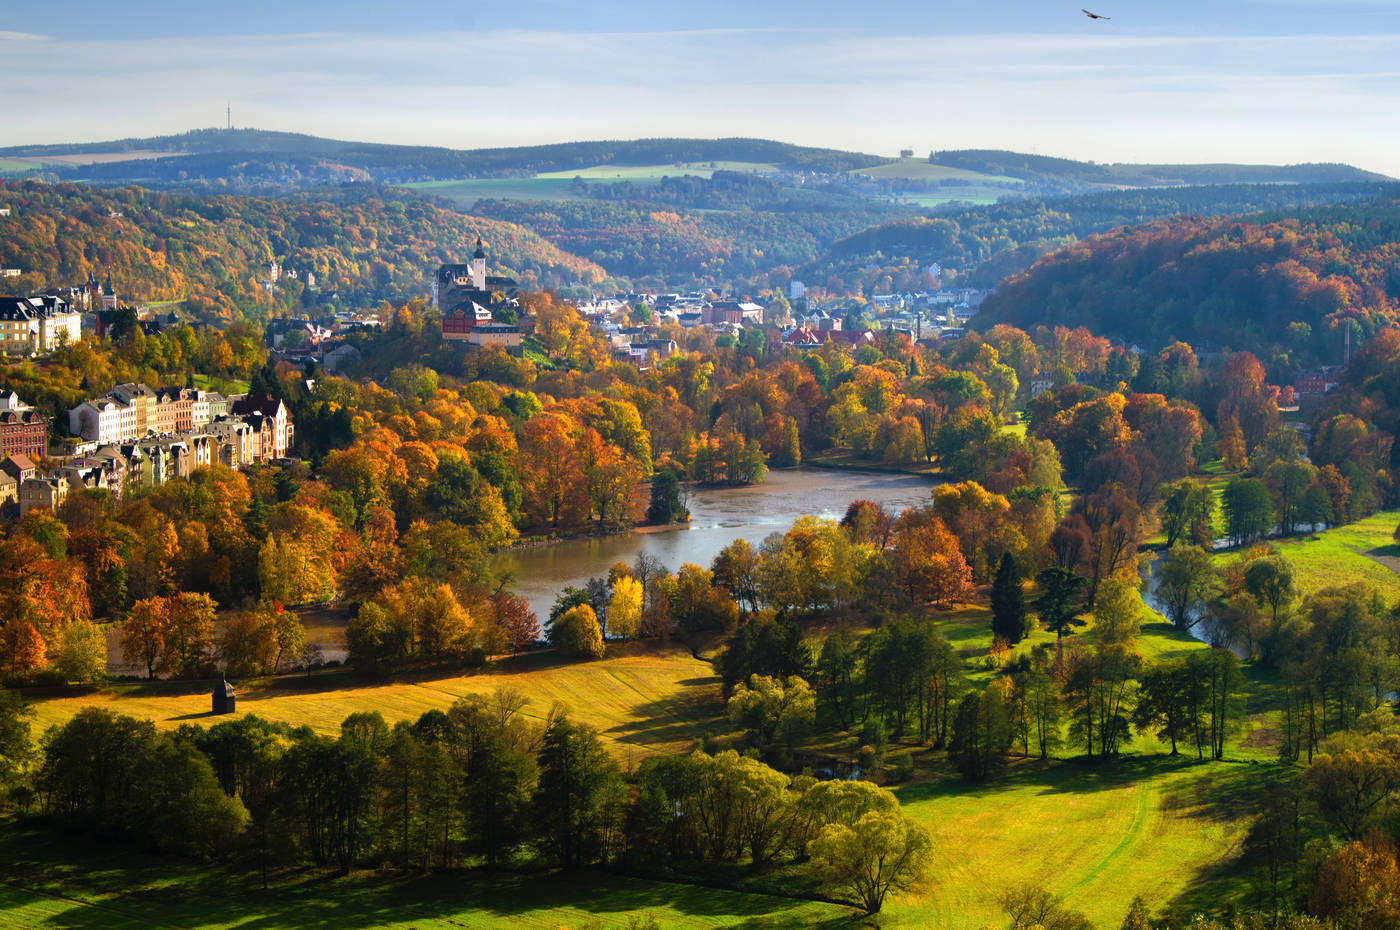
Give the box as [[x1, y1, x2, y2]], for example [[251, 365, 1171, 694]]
[[67, 384, 292, 458], [0, 391, 295, 517]]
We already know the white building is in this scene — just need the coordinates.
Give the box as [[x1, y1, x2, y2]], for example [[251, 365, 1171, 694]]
[[0, 296, 83, 356], [67, 399, 129, 445]]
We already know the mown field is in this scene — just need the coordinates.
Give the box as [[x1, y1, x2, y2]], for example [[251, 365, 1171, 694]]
[[886, 756, 1256, 929], [25, 644, 725, 758]]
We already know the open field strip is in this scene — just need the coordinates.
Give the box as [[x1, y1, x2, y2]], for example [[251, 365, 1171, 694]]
[[25, 645, 724, 757], [533, 161, 776, 180], [1254, 508, 1400, 600], [851, 157, 1022, 185], [403, 162, 779, 205], [402, 177, 587, 203], [887, 757, 1254, 929]]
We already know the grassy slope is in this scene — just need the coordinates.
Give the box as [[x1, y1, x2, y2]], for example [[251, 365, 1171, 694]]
[[887, 757, 1255, 929], [24, 644, 725, 758], [851, 158, 1022, 184], [1258, 509, 1400, 600], [0, 828, 853, 930], [403, 177, 589, 204], [404, 162, 779, 206], [534, 161, 776, 180]]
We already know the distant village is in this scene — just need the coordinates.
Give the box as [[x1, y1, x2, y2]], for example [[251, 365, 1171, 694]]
[[0, 237, 1347, 521]]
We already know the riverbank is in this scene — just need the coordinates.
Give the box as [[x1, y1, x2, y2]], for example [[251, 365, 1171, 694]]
[[802, 451, 941, 477], [493, 467, 938, 621]]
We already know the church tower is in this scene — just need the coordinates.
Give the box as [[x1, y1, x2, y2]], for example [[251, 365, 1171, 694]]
[[471, 238, 487, 290]]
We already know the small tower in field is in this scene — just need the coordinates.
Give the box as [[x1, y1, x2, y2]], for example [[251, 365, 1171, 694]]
[[212, 675, 236, 715]]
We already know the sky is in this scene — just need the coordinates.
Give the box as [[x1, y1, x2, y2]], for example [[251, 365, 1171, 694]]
[[5, 1, 1400, 173]]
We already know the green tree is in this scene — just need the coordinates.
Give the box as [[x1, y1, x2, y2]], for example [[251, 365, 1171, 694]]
[[1159, 479, 1213, 548], [0, 690, 33, 791], [726, 674, 816, 753], [550, 604, 606, 659], [949, 685, 1013, 781], [1035, 567, 1087, 641], [990, 553, 1029, 644], [1222, 477, 1274, 546], [1134, 659, 1195, 756], [645, 469, 690, 525], [1156, 545, 1220, 631], [449, 691, 538, 871], [1244, 556, 1296, 625], [805, 780, 931, 914], [53, 620, 108, 685], [534, 713, 623, 868]]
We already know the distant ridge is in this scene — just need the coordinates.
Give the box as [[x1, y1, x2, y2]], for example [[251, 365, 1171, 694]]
[[931, 148, 1392, 188], [0, 130, 886, 181], [1, 130, 1388, 189]]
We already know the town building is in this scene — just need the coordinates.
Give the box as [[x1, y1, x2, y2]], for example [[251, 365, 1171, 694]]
[[19, 475, 68, 516], [230, 394, 294, 460], [0, 295, 83, 356], [0, 399, 48, 459]]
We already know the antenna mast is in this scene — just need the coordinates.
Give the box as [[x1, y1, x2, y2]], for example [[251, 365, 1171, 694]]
[[226, 103, 231, 131]]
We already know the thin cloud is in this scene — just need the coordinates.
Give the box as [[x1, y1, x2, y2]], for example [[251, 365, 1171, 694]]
[[0, 26, 1398, 175]]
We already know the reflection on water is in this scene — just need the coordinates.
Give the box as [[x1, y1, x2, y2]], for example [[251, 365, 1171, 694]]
[[495, 467, 937, 620]]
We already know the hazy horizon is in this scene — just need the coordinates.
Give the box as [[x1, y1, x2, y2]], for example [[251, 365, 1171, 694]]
[[7, 1, 1400, 175]]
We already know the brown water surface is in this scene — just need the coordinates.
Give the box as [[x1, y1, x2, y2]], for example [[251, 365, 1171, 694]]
[[495, 467, 937, 619]]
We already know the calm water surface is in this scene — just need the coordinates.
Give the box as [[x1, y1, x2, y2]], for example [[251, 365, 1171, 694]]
[[496, 467, 937, 620]]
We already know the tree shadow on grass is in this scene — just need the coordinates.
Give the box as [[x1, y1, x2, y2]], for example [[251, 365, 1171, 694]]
[[4, 828, 861, 930], [603, 692, 734, 750], [894, 752, 1207, 805]]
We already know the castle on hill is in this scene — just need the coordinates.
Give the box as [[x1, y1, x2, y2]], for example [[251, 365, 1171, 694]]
[[433, 239, 521, 347]]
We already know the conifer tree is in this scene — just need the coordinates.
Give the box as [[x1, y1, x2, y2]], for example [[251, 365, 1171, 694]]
[[990, 553, 1028, 644]]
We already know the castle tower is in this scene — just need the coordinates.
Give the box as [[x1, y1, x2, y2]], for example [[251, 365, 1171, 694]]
[[471, 238, 487, 291]]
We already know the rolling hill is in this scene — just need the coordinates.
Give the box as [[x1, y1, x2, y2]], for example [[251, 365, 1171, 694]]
[[972, 198, 1400, 366], [797, 181, 1400, 295], [0, 180, 606, 320]]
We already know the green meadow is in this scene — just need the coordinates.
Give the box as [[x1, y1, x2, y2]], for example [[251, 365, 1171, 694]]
[[1258, 509, 1400, 600], [851, 157, 1023, 185], [403, 161, 778, 207]]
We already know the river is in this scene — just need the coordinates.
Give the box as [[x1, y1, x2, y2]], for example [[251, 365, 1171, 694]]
[[495, 467, 938, 621]]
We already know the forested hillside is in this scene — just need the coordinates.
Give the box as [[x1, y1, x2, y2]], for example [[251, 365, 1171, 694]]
[[932, 149, 1388, 192], [472, 193, 900, 288], [2, 131, 884, 186], [975, 199, 1400, 368], [799, 182, 1400, 295], [0, 181, 605, 320]]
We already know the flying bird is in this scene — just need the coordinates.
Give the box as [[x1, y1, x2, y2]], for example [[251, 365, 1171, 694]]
[[1082, 8, 1111, 18]]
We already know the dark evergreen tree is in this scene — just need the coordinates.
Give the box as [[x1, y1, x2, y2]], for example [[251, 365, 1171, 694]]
[[990, 553, 1028, 644], [948, 688, 1012, 781], [533, 714, 621, 869], [645, 468, 689, 524], [1034, 567, 1087, 641]]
